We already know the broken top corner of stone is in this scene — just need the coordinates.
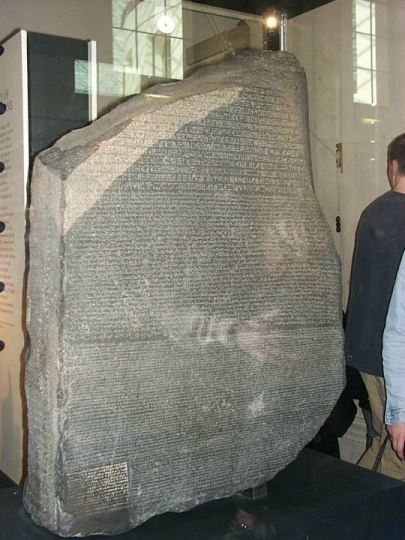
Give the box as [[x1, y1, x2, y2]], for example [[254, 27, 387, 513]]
[[38, 50, 305, 166]]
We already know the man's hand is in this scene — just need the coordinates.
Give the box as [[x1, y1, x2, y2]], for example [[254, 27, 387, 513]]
[[387, 423, 405, 460]]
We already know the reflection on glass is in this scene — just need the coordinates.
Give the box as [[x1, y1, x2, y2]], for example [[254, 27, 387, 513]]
[[112, 0, 184, 86], [136, 0, 182, 38], [156, 14, 176, 34], [98, 62, 141, 96], [113, 0, 136, 29], [113, 28, 136, 71], [74, 2, 264, 111], [74, 60, 90, 94], [224, 507, 270, 540], [353, 0, 377, 105]]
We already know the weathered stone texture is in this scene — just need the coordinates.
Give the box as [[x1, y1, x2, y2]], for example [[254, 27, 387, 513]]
[[24, 51, 345, 536]]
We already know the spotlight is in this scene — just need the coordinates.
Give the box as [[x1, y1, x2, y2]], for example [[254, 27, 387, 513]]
[[264, 14, 280, 30], [262, 8, 287, 51]]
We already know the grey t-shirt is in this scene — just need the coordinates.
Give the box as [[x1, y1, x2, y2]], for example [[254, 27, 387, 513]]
[[345, 190, 405, 377]]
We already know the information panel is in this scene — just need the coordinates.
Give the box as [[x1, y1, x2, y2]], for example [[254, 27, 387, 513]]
[[0, 30, 29, 482]]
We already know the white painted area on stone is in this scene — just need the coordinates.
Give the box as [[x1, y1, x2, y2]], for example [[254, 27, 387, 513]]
[[57, 88, 241, 234], [248, 393, 265, 417]]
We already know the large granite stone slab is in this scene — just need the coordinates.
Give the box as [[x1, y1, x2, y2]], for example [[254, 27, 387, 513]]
[[23, 51, 345, 536]]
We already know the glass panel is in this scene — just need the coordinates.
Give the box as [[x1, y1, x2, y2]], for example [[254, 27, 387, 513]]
[[74, 59, 90, 95], [353, 0, 379, 105], [133, 0, 182, 38], [355, 0, 372, 34], [356, 33, 372, 69], [112, 0, 136, 30], [371, 1, 376, 35], [113, 28, 136, 72], [167, 0, 183, 38], [98, 62, 124, 96], [123, 69, 142, 96], [137, 32, 156, 76], [371, 35, 377, 71], [170, 37, 183, 79], [354, 67, 374, 104], [111, 0, 186, 91], [152, 34, 166, 77], [136, 0, 161, 34], [98, 62, 141, 97]]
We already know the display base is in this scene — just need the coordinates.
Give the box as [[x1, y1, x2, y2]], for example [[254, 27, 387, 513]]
[[236, 483, 268, 500], [2, 449, 405, 539]]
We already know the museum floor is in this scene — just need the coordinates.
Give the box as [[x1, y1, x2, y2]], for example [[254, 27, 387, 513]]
[[2, 448, 405, 539]]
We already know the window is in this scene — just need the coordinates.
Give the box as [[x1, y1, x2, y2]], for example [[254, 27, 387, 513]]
[[353, 0, 377, 105]]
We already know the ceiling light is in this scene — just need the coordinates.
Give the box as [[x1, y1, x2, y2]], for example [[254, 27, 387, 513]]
[[157, 14, 175, 34], [264, 15, 279, 29]]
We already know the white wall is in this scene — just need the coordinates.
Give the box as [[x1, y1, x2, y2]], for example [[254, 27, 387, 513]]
[[287, 0, 405, 308], [0, 0, 112, 59], [287, 1, 342, 260]]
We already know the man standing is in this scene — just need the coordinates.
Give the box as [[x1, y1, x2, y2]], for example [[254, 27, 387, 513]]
[[345, 133, 405, 479], [383, 250, 405, 462]]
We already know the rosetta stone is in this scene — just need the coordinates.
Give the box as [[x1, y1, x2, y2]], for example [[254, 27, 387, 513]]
[[23, 51, 345, 536]]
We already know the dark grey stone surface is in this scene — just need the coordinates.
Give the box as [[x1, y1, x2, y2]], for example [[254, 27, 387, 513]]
[[24, 51, 345, 537]]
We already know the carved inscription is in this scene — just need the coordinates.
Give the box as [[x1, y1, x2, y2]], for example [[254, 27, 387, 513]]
[[24, 51, 344, 537]]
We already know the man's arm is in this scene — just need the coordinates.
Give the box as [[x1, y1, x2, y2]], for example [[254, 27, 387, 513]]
[[383, 251, 405, 460]]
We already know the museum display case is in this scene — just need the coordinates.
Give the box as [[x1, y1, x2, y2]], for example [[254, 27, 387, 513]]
[[1, 0, 405, 537]]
